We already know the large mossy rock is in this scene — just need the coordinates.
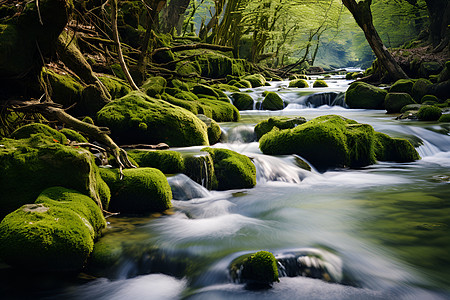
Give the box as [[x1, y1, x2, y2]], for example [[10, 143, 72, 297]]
[[389, 79, 415, 94], [202, 148, 256, 191], [127, 150, 185, 174], [374, 132, 420, 162], [189, 50, 246, 79], [288, 79, 308, 88], [411, 78, 432, 102], [313, 80, 328, 88], [345, 82, 387, 109], [0, 130, 109, 218], [416, 105, 442, 121], [42, 68, 83, 108], [262, 92, 284, 110], [385, 93, 416, 113], [99, 167, 172, 214], [231, 92, 254, 110], [254, 116, 306, 140], [242, 74, 266, 88], [0, 187, 106, 271], [197, 114, 222, 145], [259, 115, 419, 170], [141, 76, 166, 97], [98, 75, 131, 99], [96, 91, 209, 147]]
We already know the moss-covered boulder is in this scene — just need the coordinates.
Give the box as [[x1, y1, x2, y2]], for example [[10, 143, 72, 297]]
[[374, 132, 420, 162], [10, 123, 67, 144], [191, 50, 245, 78], [438, 114, 450, 122], [197, 114, 222, 145], [262, 92, 284, 110], [141, 76, 167, 97], [0, 132, 109, 217], [411, 78, 432, 102], [345, 82, 387, 109], [183, 153, 216, 190], [418, 61, 443, 78], [197, 98, 240, 122], [437, 61, 450, 83], [0, 187, 106, 271], [416, 105, 442, 121], [96, 91, 209, 146], [202, 148, 256, 190], [230, 251, 279, 288], [385, 93, 416, 113], [389, 79, 415, 94], [255, 116, 306, 140], [100, 167, 172, 214], [242, 74, 266, 88], [192, 84, 220, 98], [400, 104, 422, 113], [59, 128, 88, 143], [313, 80, 328, 88], [288, 79, 309, 88], [127, 150, 184, 174], [420, 94, 439, 104], [42, 68, 84, 108], [231, 92, 254, 110], [259, 115, 376, 170], [98, 75, 131, 99]]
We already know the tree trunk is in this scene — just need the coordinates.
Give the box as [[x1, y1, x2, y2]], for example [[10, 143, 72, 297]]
[[160, 0, 191, 34], [424, 0, 450, 50], [342, 0, 408, 81]]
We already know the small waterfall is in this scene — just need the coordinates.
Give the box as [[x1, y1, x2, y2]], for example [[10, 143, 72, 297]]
[[222, 125, 256, 143], [167, 174, 211, 200], [304, 92, 348, 108], [251, 154, 314, 184]]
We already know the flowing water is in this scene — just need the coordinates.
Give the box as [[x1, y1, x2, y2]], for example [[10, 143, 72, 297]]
[[3, 76, 450, 299]]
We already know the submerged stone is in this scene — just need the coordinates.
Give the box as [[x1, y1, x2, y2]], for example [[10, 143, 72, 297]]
[[345, 82, 387, 109], [374, 132, 420, 162], [288, 79, 308, 88], [230, 251, 279, 289], [416, 105, 442, 121], [313, 80, 328, 88]]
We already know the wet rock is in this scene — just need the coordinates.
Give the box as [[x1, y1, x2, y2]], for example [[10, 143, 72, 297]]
[[385, 92, 416, 113], [255, 116, 306, 140], [345, 82, 387, 109], [313, 80, 328, 88], [262, 92, 284, 110], [417, 105, 442, 121], [230, 251, 279, 289], [231, 92, 254, 110], [288, 79, 309, 88]]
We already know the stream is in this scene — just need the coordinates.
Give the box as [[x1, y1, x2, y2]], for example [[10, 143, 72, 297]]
[[3, 76, 449, 299]]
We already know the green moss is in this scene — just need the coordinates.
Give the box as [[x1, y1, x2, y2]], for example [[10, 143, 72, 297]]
[[411, 78, 432, 102], [11, 123, 68, 144], [238, 79, 252, 88], [255, 116, 307, 140], [259, 115, 378, 170], [288, 79, 309, 88], [212, 83, 240, 92], [192, 84, 219, 98], [160, 93, 199, 114], [96, 91, 208, 147], [231, 92, 254, 110], [42, 68, 83, 108], [0, 134, 109, 217], [82, 116, 94, 125], [202, 147, 256, 190], [345, 73, 354, 80], [416, 105, 442, 121], [127, 150, 184, 174], [175, 91, 199, 101], [385, 93, 416, 113], [389, 79, 416, 94], [345, 82, 388, 109], [420, 94, 439, 104], [262, 92, 284, 110], [240, 251, 279, 286], [242, 74, 266, 88], [400, 104, 422, 113], [59, 128, 88, 143], [35, 187, 106, 238], [100, 167, 172, 214], [98, 75, 131, 99], [197, 98, 240, 122], [141, 76, 167, 97], [313, 80, 328, 88], [438, 114, 450, 122], [197, 114, 222, 145], [374, 132, 420, 162], [0, 203, 93, 271], [183, 153, 216, 190]]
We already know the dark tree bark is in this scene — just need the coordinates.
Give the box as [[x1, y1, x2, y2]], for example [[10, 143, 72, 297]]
[[160, 0, 191, 34], [424, 0, 449, 51], [342, 0, 408, 81]]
